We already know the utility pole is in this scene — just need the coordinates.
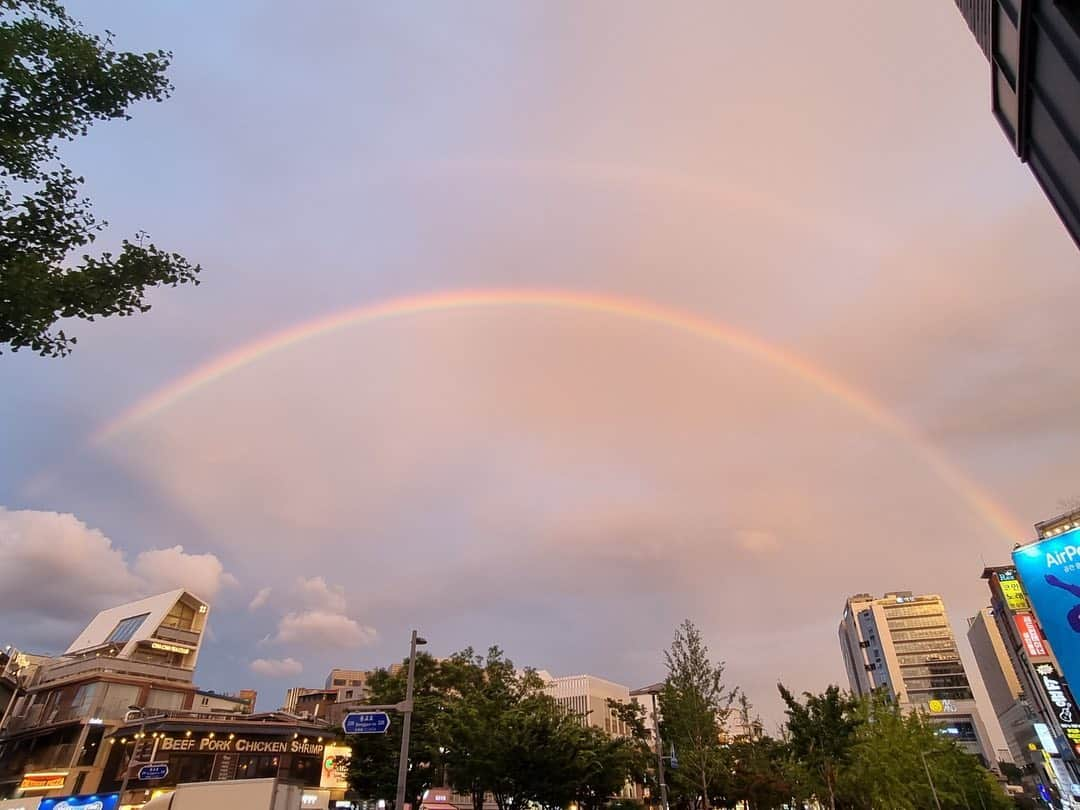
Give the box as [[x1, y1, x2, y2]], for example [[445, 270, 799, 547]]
[[117, 707, 149, 805], [920, 750, 943, 810], [395, 630, 426, 810], [631, 683, 669, 810]]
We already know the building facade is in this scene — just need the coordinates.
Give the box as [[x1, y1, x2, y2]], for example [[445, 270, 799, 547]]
[[100, 710, 338, 808], [967, 607, 1036, 765], [0, 590, 248, 801], [538, 672, 634, 737], [952, 0, 1080, 249], [839, 591, 995, 763]]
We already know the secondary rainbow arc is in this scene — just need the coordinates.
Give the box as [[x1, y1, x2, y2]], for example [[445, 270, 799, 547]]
[[90, 288, 1024, 541]]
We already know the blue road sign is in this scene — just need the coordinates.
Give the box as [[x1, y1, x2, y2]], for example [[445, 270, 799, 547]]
[[138, 762, 169, 781], [344, 711, 391, 734]]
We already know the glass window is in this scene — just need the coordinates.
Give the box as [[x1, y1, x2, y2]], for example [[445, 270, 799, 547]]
[[78, 725, 105, 767], [146, 689, 186, 712], [107, 613, 150, 644], [161, 602, 197, 631], [99, 683, 142, 720], [935, 720, 978, 741]]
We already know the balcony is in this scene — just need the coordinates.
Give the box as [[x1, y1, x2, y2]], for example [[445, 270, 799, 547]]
[[152, 626, 201, 648], [34, 656, 194, 687]]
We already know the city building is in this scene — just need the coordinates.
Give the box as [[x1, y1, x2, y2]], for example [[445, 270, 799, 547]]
[[839, 591, 995, 763], [0, 590, 218, 800], [324, 669, 367, 694], [100, 710, 339, 808], [952, 0, 1080, 249], [538, 672, 635, 737], [282, 687, 323, 714], [191, 689, 256, 715], [980, 565, 1080, 807], [967, 607, 1036, 764]]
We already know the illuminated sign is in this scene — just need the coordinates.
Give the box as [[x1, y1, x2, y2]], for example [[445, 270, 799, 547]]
[[997, 570, 1030, 612], [39, 797, 117, 810], [150, 642, 191, 655], [320, 744, 351, 790], [927, 699, 957, 714], [1032, 662, 1080, 751], [1035, 722, 1059, 754], [158, 736, 324, 756], [1013, 531, 1080, 689], [18, 774, 67, 791], [1015, 613, 1049, 658]]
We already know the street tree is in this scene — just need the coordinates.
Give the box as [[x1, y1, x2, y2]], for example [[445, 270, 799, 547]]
[[843, 692, 1013, 810], [728, 695, 793, 810], [659, 620, 737, 810], [777, 684, 860, 810], [346, 652, 449, 810], [0, 0, 199, 357]]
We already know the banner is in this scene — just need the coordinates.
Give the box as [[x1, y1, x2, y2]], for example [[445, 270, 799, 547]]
[[1013, 530, 1080, 688], [1015, 613, 1049, 658]]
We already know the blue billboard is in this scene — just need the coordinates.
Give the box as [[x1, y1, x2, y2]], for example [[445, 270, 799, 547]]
[[1014, 528, 1080, 689], [40, 794, 119, 810]]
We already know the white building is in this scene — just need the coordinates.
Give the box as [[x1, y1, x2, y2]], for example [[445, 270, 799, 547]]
[[0, 590, 211, 800], [538, 672, 634, 737], [839, 591, 995, 764]]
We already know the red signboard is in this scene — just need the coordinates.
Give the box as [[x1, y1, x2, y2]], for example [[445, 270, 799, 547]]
[[1016, 613, 1049, 658]]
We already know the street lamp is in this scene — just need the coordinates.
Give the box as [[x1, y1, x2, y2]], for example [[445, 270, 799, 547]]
[[117, 706, 148, 804], [631, 683, 669, 810], [395, 630, 427, 810]]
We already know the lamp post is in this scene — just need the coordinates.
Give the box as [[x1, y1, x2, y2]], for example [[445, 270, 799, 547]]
[[117, 706, 148, 805], [919, 750, 944, 810], [631, 683, 669, 810], [395, 630, 427, 810]]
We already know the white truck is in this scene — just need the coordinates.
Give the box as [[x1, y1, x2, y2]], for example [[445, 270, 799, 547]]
[[139, 778, 307, 810]]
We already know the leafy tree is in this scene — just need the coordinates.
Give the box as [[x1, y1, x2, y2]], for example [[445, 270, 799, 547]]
[[842, 692, 1013, 810], [571, 710, 651, 810], [997, 759, 1023, 785], [659, 620, 736, 810], [346, 652, 448, 809], [438, 647, 529, 810], [0, 0, 199, 357], [777, 684, 860, 810], [728, 696, 793, 810]]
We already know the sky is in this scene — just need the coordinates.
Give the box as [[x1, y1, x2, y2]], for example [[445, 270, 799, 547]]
[[1, 1, 1079, 739]]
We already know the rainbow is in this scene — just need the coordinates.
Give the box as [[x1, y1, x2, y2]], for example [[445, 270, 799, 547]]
[[91, 288, 1024, 540]]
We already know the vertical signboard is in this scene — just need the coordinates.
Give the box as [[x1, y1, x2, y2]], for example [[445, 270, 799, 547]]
[[1032, 662, 1080, 754], [1013, 530, 1080, 688], [996, 569, 1030, 612], [320, 744, 351, 790], [1015, 613, 1049, 657]]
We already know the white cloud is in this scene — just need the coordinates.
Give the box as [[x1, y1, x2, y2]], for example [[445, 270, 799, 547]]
[[0, 507, 139, 626], [273, 610, 377, 649], [249, 587, 272, 611], [250, 657, 303, 677], [133, 545, 239, 601], [0, 507, 238, 646], [294, 576, 346, 613]]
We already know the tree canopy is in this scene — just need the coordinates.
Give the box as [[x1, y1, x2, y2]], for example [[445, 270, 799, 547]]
[[0, 0, 199, 357], [342, 628, 1017, 810]]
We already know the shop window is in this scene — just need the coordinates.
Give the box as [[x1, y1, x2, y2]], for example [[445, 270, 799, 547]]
[[236, 755, 280, 780]]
